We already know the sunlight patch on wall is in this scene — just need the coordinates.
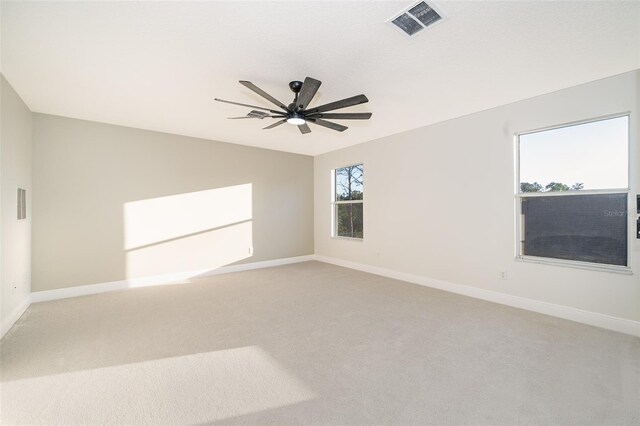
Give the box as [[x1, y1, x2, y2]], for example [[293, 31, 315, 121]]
[[126, 221, 252, 278], [124, 184, 252, 250], [1, 346, 316, 424], [123, 185, 253, 279]]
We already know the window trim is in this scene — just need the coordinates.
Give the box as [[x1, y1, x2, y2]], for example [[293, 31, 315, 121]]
[[514, 112, 632, 274], [331, 163, 364, 241]]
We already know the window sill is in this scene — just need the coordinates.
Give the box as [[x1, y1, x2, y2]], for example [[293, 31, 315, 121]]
[[516, 255, 633, 275], [331, 236, 364, 242]]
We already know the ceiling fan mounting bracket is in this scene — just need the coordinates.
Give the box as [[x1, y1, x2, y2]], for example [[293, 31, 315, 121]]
[[289, 81, 304, 93]]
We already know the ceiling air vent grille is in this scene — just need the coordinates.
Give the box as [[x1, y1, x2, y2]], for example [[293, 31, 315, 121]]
[[389, 1, 445, 38]]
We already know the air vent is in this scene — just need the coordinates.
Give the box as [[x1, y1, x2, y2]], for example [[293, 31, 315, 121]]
[[392, 13, 424, 37], [389, 1, 445, 38]]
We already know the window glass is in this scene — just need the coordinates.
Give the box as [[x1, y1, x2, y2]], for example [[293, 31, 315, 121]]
[[335, 165, 363, 201], [517, 115, 629, 268], [519, 116, 628, 192], [336, 204, 364, 239], [521, 194, 627, 266]]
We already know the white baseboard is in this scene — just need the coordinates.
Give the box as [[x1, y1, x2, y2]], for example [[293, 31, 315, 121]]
[[314, 255, 640, 337], [31, 255, 314, 304], [1, 296, 31, 340], [18, 254, 640, 338]]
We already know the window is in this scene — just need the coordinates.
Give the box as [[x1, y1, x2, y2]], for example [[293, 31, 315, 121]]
[[333, 164, 363, 239], [517, 115, 629, 270]]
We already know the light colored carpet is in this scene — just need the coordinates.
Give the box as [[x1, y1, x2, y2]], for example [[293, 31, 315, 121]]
[[1, 261, 638, 425]]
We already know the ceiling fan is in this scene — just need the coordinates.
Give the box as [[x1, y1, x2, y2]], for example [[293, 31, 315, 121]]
[[215, 77, 371, 134]]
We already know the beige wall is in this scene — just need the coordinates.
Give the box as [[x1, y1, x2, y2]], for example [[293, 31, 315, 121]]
[[1, 75, 32, 326], [32, 114, 313, 291], [315, 70, 640, 322], [10, 69, 640, 326]]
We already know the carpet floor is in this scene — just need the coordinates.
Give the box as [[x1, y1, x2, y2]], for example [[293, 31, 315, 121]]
[[1, 261, 638, 425]]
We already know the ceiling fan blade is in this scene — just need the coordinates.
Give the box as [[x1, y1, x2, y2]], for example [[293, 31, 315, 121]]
[[308, 118, 348, 132], [228, 115, 285, 119], [263, 119, 287, 130], [239, 81, 290, 111], [303, 94, 368, 114], [298, 123, 311, 134], [247, 110, 270, 118], [295, 77, 322, 111], [305, 112, 372, 120], [214, 98, 282, 114]]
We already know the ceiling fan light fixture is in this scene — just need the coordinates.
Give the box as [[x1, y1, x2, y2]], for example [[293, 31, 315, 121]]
[[287, 115, 306, 125]]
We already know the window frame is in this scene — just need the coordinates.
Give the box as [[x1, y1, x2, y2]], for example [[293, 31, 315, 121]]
[[514, 113, 632, 274], [331, 163, 364, 241]]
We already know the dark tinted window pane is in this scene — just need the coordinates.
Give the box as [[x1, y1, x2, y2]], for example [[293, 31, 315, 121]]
[[336, 203, 363, 239], [335, 165, 363, 201], [522, 193, 627, 266]]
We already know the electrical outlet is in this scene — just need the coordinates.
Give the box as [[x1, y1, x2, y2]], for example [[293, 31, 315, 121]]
[[12, 285, 17, 295], [248, 247, 253, 255], [499, 271, 507, 280]]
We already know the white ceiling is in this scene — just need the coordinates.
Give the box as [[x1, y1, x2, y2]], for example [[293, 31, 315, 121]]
[[2, 1, 639, 156]]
